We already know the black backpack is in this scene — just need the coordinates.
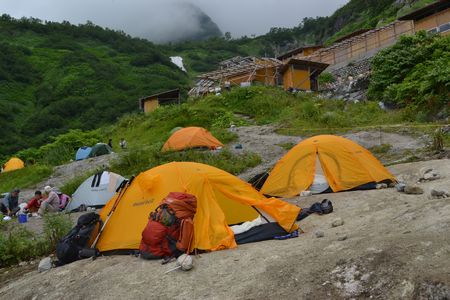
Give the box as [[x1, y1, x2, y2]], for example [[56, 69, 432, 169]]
[[56, 212, 101, 265]]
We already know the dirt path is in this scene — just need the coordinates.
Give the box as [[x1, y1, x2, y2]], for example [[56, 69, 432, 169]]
[[1, 159, 449, 299], [232, 125, 300, 180]]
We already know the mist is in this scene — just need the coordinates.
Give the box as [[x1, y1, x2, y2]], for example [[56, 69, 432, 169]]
[[0, 0, 349, 43]]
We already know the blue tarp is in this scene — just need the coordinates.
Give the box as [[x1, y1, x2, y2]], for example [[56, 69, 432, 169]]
[[75, 146, 92, 161]]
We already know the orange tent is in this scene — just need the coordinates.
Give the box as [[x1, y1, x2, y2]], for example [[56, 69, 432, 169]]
[[162, 127, 223, 151], [94, 162, 299, 253], [261, 135, 396, 198], [2, 157, 25, 172]]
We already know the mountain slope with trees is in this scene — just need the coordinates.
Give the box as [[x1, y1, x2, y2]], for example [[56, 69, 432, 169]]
[[0, 16, 190, 156]]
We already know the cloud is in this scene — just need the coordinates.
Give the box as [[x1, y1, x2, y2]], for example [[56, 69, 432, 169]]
[[0, 0, 349, 41]]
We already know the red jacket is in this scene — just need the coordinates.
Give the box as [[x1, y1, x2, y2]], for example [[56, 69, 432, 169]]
[[26, 196, 42, 210]]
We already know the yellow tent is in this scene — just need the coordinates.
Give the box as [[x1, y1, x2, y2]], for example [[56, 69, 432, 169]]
[[2, 157, 25, 172], [162, 127, 223, 152], [95, 162, 299, 253], [261, 135, 396, 198]]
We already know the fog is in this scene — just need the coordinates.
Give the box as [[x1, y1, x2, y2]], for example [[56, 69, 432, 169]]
[[0, 0, 349, 42]]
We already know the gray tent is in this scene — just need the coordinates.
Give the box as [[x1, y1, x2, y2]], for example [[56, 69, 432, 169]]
[[65, 171, 125, 212]]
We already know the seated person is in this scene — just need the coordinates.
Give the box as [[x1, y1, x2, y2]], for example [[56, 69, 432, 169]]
[[0, 188, 20, 216], [25, 191, 43, 213], [38, 186, 60, 216], [57, 192, 71, 210]]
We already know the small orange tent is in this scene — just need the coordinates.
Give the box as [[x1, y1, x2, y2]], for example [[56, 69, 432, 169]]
[[2, 157, 25, 172], [162, 127, 223, 152], [94, 162, 299, 253], [261, 135, 396, 198]]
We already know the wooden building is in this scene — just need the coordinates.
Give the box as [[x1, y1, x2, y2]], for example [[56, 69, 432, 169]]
[[139, 89, 180, 113], [277, 45, 323, 63], [281, 59, 329, 91], [398, 0, 450, 35]]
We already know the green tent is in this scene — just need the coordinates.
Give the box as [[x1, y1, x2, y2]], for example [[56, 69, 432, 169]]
[[88, 143, 113, 158]]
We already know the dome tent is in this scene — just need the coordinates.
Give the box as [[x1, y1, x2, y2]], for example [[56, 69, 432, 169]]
[[261, 135, 396, 198], [162, 127, 223, 152], [75, 146, 92, 161], [65, 171, 125, 212], [94, 162, 299, 253], [2, 157, 25, 172], [88, 143, 113, 158]]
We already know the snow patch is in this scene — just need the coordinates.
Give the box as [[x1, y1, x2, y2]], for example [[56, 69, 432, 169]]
[[170, 56, 186, 72]]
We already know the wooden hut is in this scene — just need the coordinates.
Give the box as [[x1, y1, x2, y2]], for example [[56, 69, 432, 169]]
[[280, 59, 329, 92], [139, 89, 180, 113]]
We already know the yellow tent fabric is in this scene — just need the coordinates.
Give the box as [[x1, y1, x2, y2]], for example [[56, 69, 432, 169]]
[[162, 127, 223, 152], [95, 162, 299, 253], [3, 157, 25, 172], [261, 135, 396, 198]]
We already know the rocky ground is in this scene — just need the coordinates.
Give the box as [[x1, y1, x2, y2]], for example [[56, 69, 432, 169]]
[[0, 159, 449, 299], [1, 125, 448, 299]]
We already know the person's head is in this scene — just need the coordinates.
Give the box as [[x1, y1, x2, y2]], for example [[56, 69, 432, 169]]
[[108, 138, 112, 142], [11, 188, 20, 197], [121, 138, 125, 141], [44, 185, 52, 194], [35, 190, 42, 199]]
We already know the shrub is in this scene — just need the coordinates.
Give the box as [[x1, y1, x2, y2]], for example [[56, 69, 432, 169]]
[[318, 72, 335, 85], [368, 32, 449, 117], [0, 213, 72, 267], [42, 214, 72, 251], [110, 145, 261, 177]]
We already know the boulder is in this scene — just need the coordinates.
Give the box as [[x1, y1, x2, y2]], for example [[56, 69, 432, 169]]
[[404, 185, 424, 195], [38, 257, 52, 272], [337, 235, 348, 241], [430, 189, 449, 199], [396, 183, 406, 192], [332, 218, 344, 227], [315, 230, 325, 238]]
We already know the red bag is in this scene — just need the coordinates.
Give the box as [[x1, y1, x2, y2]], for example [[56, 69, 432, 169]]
[[140, 192, 198, 258], [139, 220, 179, 258], [176, 218, 194, 252]]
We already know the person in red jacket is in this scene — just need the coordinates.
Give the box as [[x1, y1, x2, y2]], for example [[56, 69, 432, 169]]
[[25, 191, 43, 213]]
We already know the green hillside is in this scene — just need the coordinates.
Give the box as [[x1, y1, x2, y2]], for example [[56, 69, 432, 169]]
[[0, 16, 190, 156]]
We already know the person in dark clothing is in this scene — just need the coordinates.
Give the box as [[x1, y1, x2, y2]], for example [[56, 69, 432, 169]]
[[1, 188, 20, 216], [108, 139, 113, 149]]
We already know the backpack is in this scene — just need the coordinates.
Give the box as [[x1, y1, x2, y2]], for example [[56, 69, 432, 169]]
[[140, 193, 197, 260], [56, 212, 101, 265]]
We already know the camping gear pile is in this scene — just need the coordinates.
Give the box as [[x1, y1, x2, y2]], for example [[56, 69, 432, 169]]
[[139, 192, 197, 259], [56, 212, 102, 265]]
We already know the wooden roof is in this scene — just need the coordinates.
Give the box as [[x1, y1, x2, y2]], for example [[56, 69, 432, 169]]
[[139, 88, 180, 109], [398, 0, 450, 21], [198, 57, 282, 81], [333, 29, 371, 43], [277, 45, 323, 60]]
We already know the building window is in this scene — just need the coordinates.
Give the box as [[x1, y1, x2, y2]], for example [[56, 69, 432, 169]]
[[439, 22, 450, 33]]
